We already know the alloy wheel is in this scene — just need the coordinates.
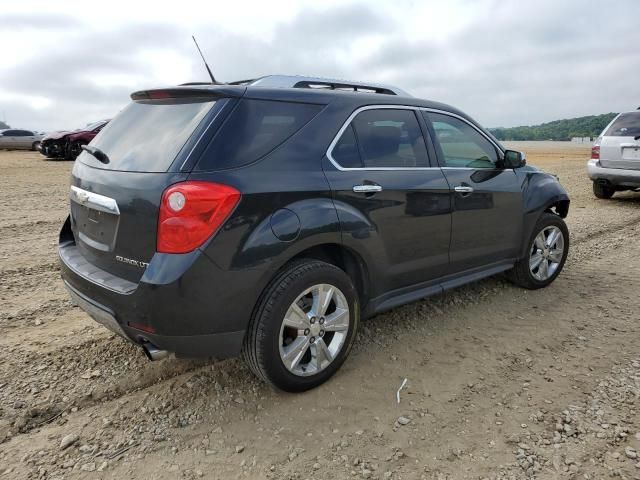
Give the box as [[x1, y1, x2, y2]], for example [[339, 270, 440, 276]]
[[278, 283, 350, 377], [529, 226, 565, 281]]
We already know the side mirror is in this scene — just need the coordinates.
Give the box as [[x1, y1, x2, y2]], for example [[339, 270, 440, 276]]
[[503, 149, 526, 168]]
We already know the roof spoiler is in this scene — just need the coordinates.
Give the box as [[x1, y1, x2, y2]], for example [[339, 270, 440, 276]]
[[130, 86, 244, 101]]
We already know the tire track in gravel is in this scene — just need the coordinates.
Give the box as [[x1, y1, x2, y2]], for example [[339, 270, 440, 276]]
[[0, 298, 72, 329]]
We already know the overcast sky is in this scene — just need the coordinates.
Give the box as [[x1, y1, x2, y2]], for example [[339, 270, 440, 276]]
[[1, 0, 638, 131]]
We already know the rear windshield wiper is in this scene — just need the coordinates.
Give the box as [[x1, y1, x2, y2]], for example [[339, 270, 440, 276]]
[[81, 145, 110, 164]]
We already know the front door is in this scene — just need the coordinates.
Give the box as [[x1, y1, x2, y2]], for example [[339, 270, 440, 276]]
[[0, 130, 17, 148], [323, 107, 452, 296], [423, 111, 523, 273]]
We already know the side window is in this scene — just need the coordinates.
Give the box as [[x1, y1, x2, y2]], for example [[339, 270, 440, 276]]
[[3, 130, 16, 136], [332, 124, 362, 168], [197, 99, 323, 170], [425, 112, 498, 169], [351, 109, 428, 168]]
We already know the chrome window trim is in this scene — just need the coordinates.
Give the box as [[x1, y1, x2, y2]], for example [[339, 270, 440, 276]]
[[70, 185, 120, 215], [326, 104, 504, 172]]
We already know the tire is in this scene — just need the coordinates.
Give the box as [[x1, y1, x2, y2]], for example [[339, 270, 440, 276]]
[[31, 141, 40, 151], [243, 259, 359, 392], [507, 212, 569, 290], [593, 181, 615, 199], [67, 141, 85, 160]]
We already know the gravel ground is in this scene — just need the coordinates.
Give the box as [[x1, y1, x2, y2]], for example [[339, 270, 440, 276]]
[[0, 142, 639, 480]]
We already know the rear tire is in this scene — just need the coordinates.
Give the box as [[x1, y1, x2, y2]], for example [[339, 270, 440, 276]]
[[593, 181, 615, 199], [507, 212, 569, 290], [243, 259, 359, 392]]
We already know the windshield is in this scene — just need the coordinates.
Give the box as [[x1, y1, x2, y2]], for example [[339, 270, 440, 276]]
[[78, 98, 215, 172], [84, 120, 107, 131], [605, 112, 640, 137]]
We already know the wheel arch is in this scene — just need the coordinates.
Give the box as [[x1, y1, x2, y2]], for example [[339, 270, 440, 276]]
[[270, 243, 371, 311]]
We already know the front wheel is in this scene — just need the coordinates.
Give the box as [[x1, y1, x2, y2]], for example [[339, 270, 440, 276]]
[[67, 141, 86, 160], [507, 212, 569, 289], [243, 260, 359, 392]]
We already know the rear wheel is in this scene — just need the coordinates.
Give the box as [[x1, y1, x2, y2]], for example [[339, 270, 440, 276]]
[[593, 181, 615, 199], [507, 212, 569, 289], [243, 260, 359, 392]]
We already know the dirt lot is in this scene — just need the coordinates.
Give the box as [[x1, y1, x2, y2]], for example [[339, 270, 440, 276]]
[[1, 142, 639, 480]]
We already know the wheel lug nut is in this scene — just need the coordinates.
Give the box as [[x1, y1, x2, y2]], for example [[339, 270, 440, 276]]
[[319, 318, 325, 325], [310, 317, 316, 324], [320, 330, 325, 337], [304, 328, 310, 335], [310, 337, 316, 344]]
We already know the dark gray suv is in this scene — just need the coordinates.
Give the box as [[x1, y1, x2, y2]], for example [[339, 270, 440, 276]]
[[59, 75, 570, 391]]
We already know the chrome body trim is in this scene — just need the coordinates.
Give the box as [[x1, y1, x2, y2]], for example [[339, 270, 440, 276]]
[[325, 105, 505, 172], [70, 186, 120, 215]]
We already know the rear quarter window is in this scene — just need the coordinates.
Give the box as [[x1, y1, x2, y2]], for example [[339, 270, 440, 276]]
[[195, 99, 323, 170], [605, 112, 640, 137]]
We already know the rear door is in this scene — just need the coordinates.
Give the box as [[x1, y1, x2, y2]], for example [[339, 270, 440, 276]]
[[423, 111, 523, 272], [599, 112, 640, 170], [15, 130, 35, 149], [69, 93, 229, 283], [323, 106, 451, 294]]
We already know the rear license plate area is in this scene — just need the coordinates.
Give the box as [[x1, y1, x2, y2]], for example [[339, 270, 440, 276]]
[[71, 202, 119, 251], [622, 147, 640, 161]]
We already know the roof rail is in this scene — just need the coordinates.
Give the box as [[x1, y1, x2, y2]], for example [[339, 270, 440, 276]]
[[246, 75, 411, 96], [178, 75, 411, 96]]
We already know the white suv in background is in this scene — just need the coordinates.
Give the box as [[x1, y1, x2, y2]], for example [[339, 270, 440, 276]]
[[588, 110, 640, 199]]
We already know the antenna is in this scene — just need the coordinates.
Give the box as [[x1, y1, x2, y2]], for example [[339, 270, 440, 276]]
[[192, 35, 218, 84]]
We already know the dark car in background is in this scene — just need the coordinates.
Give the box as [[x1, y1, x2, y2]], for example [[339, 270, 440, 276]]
[[40, 119, 109, 160], [59, 75, 570, 392]]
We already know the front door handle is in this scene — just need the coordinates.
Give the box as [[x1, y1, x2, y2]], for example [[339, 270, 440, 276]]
[[353, 184, 383, 193], [454, 185, 474, 194]]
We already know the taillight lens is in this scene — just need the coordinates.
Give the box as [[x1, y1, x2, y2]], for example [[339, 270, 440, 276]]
[[157, 181, 240, 254], [591, 145, 600, 160]]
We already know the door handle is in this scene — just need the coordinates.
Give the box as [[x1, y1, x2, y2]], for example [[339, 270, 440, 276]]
[[353, 184, 383, 193], [454, 185, 474, 194]]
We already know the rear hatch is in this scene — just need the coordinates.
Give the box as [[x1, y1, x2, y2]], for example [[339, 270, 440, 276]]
[[599, 112, 640, 170], [68, 88, 235, 283]]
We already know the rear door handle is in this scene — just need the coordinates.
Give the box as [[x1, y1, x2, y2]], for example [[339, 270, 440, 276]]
[[353, 184, 383, 193], [454, 185, 474, 194]]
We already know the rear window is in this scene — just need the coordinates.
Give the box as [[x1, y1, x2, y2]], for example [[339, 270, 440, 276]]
[[605, 112, 640, 137], [195, 99, 322, 170], [78, 98, 215, 172]]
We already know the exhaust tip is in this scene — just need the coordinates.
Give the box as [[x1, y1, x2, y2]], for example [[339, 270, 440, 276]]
[[142, 342, 169, 361]]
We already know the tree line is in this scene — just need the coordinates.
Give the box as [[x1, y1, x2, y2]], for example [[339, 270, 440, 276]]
[[489, 113, 618, 141]]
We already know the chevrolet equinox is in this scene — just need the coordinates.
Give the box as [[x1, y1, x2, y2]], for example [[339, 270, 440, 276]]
[[59, 75, 570, 391]]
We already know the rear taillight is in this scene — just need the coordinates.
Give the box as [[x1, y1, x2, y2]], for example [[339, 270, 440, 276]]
[[157, 181, 240, 254], [591, 145, 600, 160]]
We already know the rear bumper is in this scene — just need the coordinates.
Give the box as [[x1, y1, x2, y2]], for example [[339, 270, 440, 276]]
[[58, 234, 261, 359], [587, 159, 640, 188]]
